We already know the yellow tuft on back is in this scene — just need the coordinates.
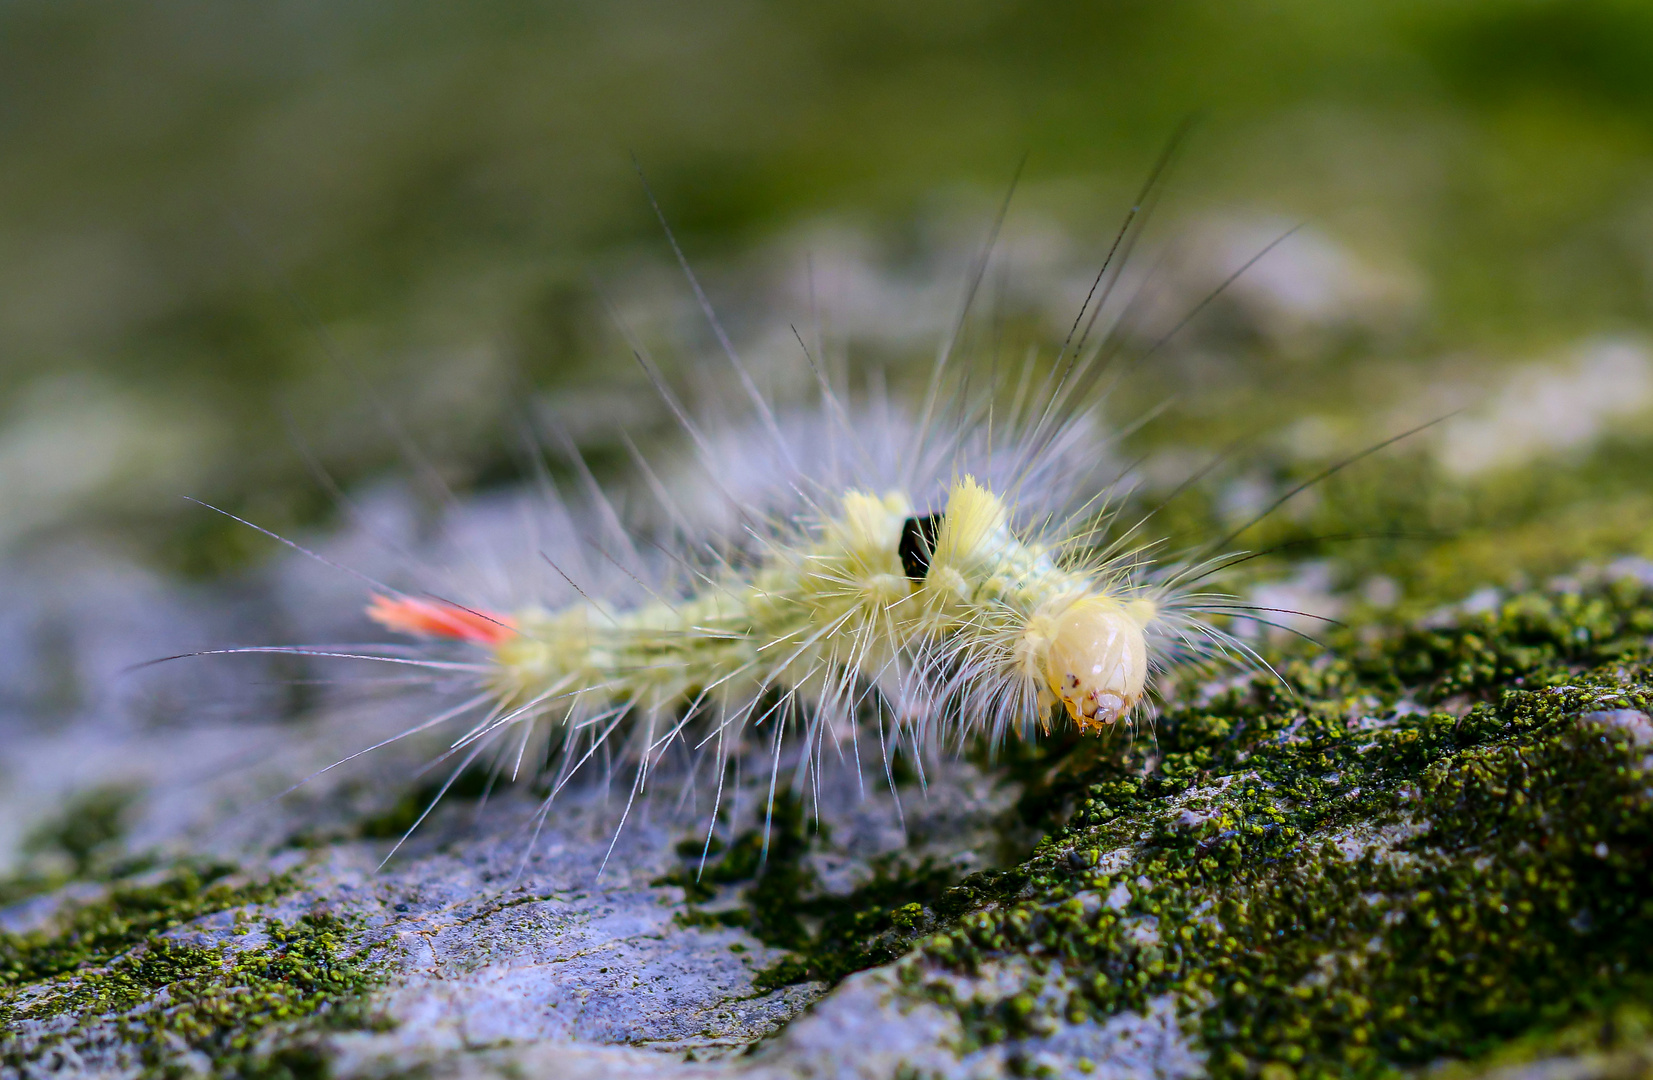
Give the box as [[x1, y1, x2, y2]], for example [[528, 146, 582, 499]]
[[931, 475, 1008, 571], [834, 490, 910, 560]]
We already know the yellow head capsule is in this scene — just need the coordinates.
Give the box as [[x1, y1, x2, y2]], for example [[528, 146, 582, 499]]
[[1035, 595, 1154, 733]]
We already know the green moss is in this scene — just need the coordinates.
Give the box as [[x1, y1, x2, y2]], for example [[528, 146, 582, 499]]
[[0, 862, 267, 988], [1427, 1002, 1653, 1078], [657, 795, 962, 989], [909, 573, 1653, 1077], [0, 785, 151, 907], [355, 763, 499, 842], [21, 785, 136, 873], [1128, 437, 1653, 625], [0, 864, 386, 1079]]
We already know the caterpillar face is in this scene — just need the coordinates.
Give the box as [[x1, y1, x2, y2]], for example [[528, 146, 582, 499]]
[[1047, 596, 1153, 731], [1025, 596, 1154, 733]]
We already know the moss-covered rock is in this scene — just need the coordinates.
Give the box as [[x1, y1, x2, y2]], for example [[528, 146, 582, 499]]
[[860, 569, 1653, 1078], [11, 468, 1653, 1079], [0, 863, 384, 1079]]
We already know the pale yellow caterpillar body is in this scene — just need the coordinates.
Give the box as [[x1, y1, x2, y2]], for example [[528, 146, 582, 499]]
[[357, 379, 1252, 841], [374, 476, 1161, 741], [238, 157, 1270, 851]]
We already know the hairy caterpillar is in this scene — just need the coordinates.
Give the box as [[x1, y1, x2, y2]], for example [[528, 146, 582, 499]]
[[218, 161, 1283, 857], [348, 346, 1255, 853], [372, 477, 1165, 737]]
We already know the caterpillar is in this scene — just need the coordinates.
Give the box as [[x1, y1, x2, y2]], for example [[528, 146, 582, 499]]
[[371, 476, 1162, 739], [351, 353, 1255, 852], [228, 161, 1282, 856]]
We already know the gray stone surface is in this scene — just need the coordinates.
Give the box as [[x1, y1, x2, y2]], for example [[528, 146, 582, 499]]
[[0, 507, 1208, 1080]]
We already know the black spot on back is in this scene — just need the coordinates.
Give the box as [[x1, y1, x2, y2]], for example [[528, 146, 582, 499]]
[[899, 514, 944, 580]]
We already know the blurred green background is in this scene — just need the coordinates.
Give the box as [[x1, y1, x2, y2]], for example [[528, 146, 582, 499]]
[[5, 0, 1653, 579]]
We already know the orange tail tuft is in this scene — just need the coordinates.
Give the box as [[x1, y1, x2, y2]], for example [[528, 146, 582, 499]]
[[366, 595, 518, 646]]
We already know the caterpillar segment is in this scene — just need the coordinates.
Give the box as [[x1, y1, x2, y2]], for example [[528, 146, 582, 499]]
[[368, 474, 1159, 756]]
